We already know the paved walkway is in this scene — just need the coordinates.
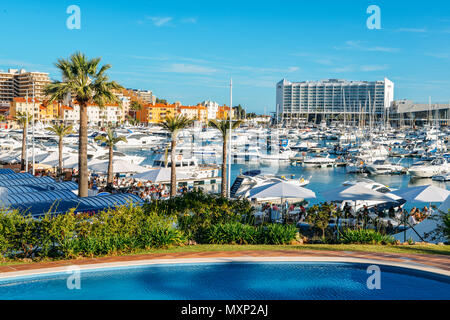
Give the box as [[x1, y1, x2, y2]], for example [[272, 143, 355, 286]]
[[1, 250, 449, 276]]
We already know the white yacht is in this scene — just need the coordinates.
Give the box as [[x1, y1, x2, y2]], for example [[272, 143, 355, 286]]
[[230, 170, 310, 199], [408, 157, 450, 178], [303, 154, 335, 167], [366, 159, 406, 175]]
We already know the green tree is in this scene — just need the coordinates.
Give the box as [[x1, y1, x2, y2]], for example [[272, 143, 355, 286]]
[[14, 111, 32, 171], [44, 52, 123, 197], [94, 127, 127, 188], [46, 123, 73, 175], [130, 101, 142, 122], [159, 115, 193, 197], [208, 119, 243, 197]]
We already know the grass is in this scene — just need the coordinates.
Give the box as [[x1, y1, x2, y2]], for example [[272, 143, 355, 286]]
[[1, 244, 449, 266]]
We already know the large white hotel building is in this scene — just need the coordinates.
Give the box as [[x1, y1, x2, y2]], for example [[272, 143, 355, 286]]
[[276, 78, 394, 123]]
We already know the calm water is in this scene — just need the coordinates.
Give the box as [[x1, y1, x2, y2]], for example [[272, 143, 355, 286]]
[[0, 262, 448, 300], [124, 147, 450, 209]]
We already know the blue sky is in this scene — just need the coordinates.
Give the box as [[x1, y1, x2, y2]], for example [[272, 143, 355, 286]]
[[0, 0, 449, 112]]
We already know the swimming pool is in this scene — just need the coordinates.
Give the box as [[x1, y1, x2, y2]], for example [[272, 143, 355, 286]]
[[0, 262, 449, 300]]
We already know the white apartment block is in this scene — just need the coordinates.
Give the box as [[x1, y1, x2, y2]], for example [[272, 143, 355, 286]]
[[0, 69, 50, 109], [132, 89, 156, 104], [276, 78, 394, 122], [62, 104, 123, 125], [202, 100, 219, 120]]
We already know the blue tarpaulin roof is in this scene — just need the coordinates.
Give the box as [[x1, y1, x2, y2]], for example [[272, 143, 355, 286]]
[[2, 190, 78, 205], [0, 169, 15, 175], [0, 182, 78, 194], [0, 176, 55, 187], [0, 173, 34, 180], [10, 193, 143, 217]]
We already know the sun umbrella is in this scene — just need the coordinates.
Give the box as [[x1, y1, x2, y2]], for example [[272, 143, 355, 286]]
[[320, 183, 400, 203], [248, 181, 316, 200], [391, 185, 450, 203], [130, 168, 189, 183], [89, 160, 147, 174], [438, 195, 450, 213]]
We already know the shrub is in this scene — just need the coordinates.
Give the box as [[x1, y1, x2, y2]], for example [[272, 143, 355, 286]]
[[339, 229, 395, 245], [203, 222, 297, 245], [205, 222, 257, 244], [257, 224, 298, 245]]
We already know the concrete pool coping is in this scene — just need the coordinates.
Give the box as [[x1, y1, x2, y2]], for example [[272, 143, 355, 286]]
[[0, 250, 449, 280]]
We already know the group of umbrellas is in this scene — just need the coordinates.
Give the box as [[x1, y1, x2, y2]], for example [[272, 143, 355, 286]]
[[248, 180, 450, 207]]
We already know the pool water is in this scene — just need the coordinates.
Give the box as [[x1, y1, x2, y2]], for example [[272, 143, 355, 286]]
[[0, 262, 449, 300]]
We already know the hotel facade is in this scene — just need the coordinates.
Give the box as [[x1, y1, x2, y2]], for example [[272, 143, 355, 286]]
[[276, 78, 394, 123]]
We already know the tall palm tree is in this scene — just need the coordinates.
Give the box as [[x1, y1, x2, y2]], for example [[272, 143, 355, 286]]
[[209, 119, 243, 198], [159, 115, 193, 197], [44, 52, 123, 197], [46, 123, 73, 175], [130, 101, 142, 122], [94, 127, 127, 189], [14, 111, 32, 171]]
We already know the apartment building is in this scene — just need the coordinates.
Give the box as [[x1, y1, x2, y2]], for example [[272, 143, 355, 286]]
[[276, 78, 394, 123], [0, 69, 50, 110], [201, 100, 219, 120], [131, 89, 156, 104], [61, 103, 123, 125]]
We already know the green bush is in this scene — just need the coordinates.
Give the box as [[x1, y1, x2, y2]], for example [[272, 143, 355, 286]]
[[256, 224, 298, 245], [443, 212, 450, 241], [339, 229, 395, 245], [205, 222, 257, 244], [0, 203, 184, 260], [145, 189, 254, 242], [203, 222, 297, 245]]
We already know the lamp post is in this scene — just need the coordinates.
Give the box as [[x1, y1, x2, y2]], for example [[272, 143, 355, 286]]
[[227, 78, 232, 198]]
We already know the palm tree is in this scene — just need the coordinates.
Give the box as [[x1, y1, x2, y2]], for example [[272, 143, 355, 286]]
[[130, 101, 142, 122], [46, 123, 73, 175], [159, 115, 193, 197], [44, 52, 123, 197], [94, 127, 127, 189], [209, 119, 243, 197], [14, 111, 32, 171]]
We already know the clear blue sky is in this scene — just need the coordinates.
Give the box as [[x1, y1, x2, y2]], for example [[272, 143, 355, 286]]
[[1, 0, 449, 112]]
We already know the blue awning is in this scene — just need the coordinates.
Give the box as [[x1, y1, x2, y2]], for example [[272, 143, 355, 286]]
[[0, 169, 15, 175], [0, 173, 34, 180], [2, 190, 78, 206], [10, 193, 144, 217], [0, 181, 78, 194], [0, 176, 55, 187]]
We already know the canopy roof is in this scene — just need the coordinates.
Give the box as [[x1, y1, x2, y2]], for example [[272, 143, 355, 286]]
[[10, 193, 143, 217], [439, 195, 450, 213], [0, 169, 15, 175], [391, 185, 450, 203], [131, 168, 190, 182], [89, 160, 147, 174], [2, 190, 77, 206], [0, 176, 54, 187], [0, 182, 77, 194], [248, 181, 316, 200], [320, 183, 400, 202], [0, 172, 34, 181]]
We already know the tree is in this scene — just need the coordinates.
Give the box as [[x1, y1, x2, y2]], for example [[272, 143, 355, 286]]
[[46, 123, 73, 175], [14, 111, 32, 171], [159, 115, 193, 197], [233, 104, 246, 119], [156, 98, 168, 104], [208, 119, 243, 197], [44, 52, 123, 197], [94, 127, 127, 189], [130, 101, 142, 122]]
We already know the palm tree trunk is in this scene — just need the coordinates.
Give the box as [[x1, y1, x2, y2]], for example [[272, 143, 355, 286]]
[[21, 124, 27, 171], [107, 145, 113, 187], [170, 138, 177, 197], [221, 137, 227, 198], [58, 137, 63, 175], [78, 103, 88, 197]]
